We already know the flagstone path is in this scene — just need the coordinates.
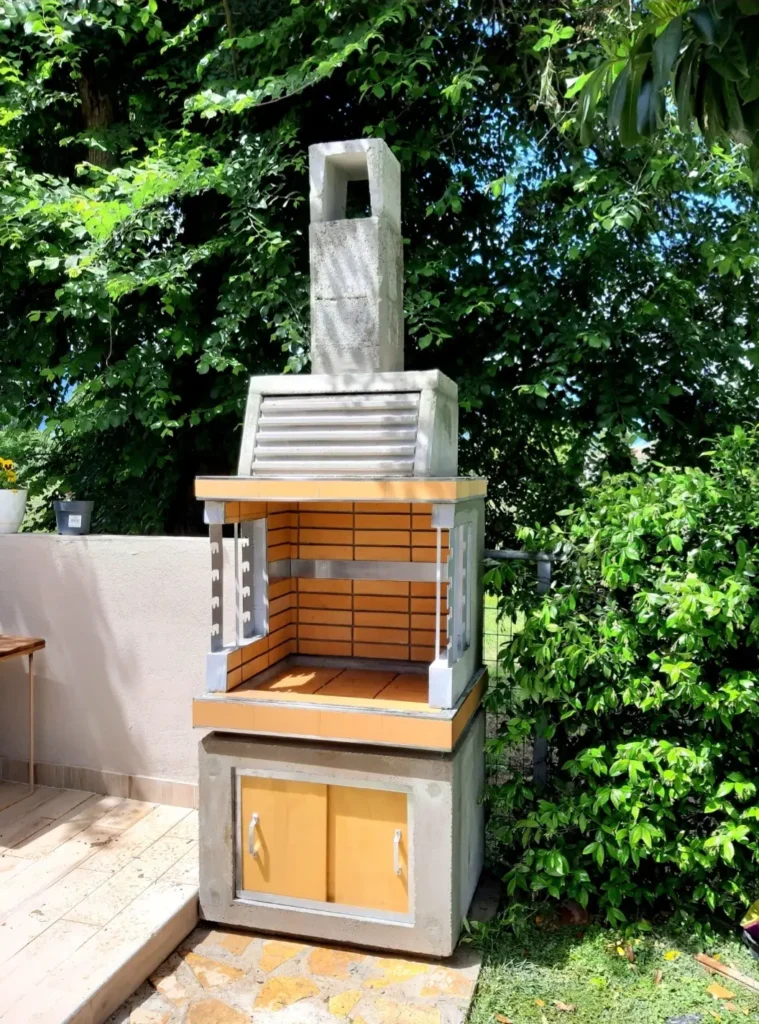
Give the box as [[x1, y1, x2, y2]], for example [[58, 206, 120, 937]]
[[108, 924, 483, 1024]]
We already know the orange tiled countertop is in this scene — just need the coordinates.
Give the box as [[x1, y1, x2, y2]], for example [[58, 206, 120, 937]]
[[196, 476, 487, 503]]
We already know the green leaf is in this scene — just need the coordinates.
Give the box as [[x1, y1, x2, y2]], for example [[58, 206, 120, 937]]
[[608, 63, 631, 133], [674, 43, 699, 132], [689, 7, 717, 45], [707, 35, 749, 82], [566, 70, 594, 100], [637, 71, 659, 136], [737, 75, 759, 103], [652, 16, 682, 91], [721, 79, 748, 141], [700, 72, 726, 144], [621, 59, 647, 145]]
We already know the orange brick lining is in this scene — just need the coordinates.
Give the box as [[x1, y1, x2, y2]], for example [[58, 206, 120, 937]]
[[224, 501, 449, 688]]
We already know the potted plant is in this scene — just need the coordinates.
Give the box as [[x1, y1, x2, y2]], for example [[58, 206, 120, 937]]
[[0, 457, 28, 534], [53, 491, 94, 535]]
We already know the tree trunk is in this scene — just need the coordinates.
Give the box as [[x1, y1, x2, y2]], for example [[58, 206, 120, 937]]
[[78, 69, 117, 169]]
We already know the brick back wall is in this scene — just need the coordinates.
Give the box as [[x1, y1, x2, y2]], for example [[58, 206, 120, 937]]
[[296, 577, 448, 663], [294, 501, 448, 564], [226, 501, 449, 689], [292, 501, 449, 664]]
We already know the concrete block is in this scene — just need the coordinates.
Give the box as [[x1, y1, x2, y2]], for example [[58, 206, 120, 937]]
[[240, 369, 458, 398], [454, 712, 486, 928], [309, 216, 403, 375], [310, 295, 403, 375], [310, 218, 400, 301], [198, 711, 485, 957], [415, 384, 458, 477], [429, 499, 484, 708], [205, 651, 229, 693], [309, 138, 401, 232]]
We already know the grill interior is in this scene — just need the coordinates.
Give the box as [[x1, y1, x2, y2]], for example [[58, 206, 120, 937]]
[[250, 393, 420, 476]]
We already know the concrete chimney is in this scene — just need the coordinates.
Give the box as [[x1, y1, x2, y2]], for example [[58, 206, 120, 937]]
[[308, 139, 403, 375]]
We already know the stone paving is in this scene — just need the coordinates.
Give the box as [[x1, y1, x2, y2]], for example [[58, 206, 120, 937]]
[[108, 924, 482, 1024]]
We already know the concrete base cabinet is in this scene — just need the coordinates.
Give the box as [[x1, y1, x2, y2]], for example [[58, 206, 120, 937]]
[[199, 711, 485, 957], [193, 138, 488, 958]]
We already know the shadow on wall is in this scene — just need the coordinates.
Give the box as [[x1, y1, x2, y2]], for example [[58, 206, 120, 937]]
[[0, 535, 210, 786]]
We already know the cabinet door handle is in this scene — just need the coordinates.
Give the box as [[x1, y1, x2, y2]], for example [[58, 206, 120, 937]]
[[393, 828, 402, 875], [248, 812, 259, 857]]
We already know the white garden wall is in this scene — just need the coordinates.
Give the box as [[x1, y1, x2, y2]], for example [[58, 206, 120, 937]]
[[0, 534, 222, 802]]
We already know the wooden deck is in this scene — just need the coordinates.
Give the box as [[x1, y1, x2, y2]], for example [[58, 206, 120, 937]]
[[0, 781, 198, 1024]]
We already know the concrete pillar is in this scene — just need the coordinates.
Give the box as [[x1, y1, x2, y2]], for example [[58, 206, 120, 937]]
[[309, 139, 404, 375]]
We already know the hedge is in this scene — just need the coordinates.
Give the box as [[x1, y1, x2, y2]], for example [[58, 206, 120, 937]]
[[487, 426, 759, 931]]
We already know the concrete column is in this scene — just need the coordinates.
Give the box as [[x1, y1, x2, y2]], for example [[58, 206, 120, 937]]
[[309, 139, 403, 375], [209, 524, 224, 653]]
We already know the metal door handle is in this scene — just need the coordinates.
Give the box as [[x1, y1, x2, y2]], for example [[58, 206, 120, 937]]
[[393, 828, 402, 875], [248, 812, 259, 857]]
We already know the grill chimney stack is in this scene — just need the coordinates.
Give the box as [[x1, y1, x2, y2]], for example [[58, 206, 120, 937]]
[[309, 139, 403, 374]]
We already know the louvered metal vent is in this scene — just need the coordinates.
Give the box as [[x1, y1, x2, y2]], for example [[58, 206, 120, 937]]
[[250, 393, 420, 476]]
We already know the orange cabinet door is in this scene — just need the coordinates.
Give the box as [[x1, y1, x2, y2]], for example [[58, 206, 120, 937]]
[[239, 776, 327, 901], [327, 785, 408, 913]]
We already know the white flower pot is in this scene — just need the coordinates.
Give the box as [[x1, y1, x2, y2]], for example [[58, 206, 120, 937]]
[[0, 489, 28, 534]]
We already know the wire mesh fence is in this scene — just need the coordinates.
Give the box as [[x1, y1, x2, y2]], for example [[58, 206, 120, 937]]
[[482, 552, 552, 788], [482, 592, 515, 686], [482, 593, 535, 787]]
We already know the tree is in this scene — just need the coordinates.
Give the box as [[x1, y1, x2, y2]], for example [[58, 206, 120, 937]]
[[563, 1, 759, 172], [1, 0, 758, 535]]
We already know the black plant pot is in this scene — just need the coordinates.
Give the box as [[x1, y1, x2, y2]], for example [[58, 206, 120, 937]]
[[54, 500, 94, 535]]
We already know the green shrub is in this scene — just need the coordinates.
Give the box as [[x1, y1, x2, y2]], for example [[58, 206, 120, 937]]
[[0, 428, 58, 531], [0, 426, 179, 534], [488, 426, 759, 931]]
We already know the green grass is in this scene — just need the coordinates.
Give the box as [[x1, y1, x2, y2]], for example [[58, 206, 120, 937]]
[[469, 922, 759, 1023]]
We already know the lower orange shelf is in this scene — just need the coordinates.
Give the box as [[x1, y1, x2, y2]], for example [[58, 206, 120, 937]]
[[236, 665, 431, 708], [193, 664, 486, 752]]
